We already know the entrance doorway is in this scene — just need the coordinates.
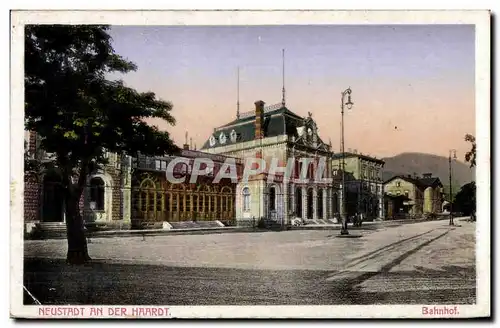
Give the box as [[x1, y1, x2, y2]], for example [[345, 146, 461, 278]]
[[42, 172, 64, 222], [317, 189, 323, 219]]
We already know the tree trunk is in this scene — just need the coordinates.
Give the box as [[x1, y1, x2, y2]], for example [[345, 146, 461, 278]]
[[65, 188, 91, 264]]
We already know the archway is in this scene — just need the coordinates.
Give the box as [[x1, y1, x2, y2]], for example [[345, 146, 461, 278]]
[[307, 188, 313, 220], [317, 189, 323, 219]]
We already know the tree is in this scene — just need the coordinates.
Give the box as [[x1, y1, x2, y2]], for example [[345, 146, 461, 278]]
[[464, 134, 476, 168], [25, 25, 180, 264], [453, 182, 476, 216]]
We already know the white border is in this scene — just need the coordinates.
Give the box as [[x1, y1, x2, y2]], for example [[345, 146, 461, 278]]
[[9, 9, 490, 319]]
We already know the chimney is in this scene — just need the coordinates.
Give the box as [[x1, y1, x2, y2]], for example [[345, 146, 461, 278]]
[[254, 100, 265, 139]]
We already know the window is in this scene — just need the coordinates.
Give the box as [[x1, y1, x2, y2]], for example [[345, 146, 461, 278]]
[[193, 195, 198, 212], [242, 187, 250, 212], [210, 195, 215, 212], [222, 196, 227, 212], [156, 192, 163, 211], [230, 130, 237, 142], [396, 181, 401, 187], [405, 191, 409, 197], [204, 195, 210, 212], [185, 195, 191, 212], [90, 177, 105, 211]]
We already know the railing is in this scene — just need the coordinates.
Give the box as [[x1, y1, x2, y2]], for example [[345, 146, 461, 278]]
[[239, 103, 284, 119]]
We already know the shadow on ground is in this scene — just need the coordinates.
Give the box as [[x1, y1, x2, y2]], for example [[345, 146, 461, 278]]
[[24, 258, 475, 306]]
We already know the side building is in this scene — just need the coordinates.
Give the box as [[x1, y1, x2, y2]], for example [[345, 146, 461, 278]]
[[383, 173, 444, 219], [130, 147, 242, 229], [24, 131, 130, 235], [23, 131, 242, 235], [331, 152, 385, 220]]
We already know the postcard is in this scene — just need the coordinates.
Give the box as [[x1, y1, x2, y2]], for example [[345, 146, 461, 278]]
[[10, 9, 490, 319]]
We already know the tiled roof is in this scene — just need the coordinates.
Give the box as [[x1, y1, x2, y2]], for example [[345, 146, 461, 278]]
[[418, 177, 443, 188], [384, 175, 443, 189]]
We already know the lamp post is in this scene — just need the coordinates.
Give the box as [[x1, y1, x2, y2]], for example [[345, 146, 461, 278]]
[[448, 149, 457, 226], [340, 87, 354, 235]]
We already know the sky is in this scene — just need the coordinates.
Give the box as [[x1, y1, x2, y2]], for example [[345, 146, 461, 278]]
[[107, 24, 475, 159]]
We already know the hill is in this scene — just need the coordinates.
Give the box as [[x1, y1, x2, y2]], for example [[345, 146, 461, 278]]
[[382, 152, 475, 188]]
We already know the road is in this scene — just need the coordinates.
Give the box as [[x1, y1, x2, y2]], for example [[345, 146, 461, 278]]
[[23, 219, 476, 305]]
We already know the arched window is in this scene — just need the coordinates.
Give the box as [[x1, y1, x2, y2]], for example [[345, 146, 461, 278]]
[[193, 195, 199, 212], [90, 177, 105, 211], [242, 187, 250, 212]]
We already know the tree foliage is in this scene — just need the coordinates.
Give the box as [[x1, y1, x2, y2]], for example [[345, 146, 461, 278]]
[[25, 25, 179, 263], [464, 134, 476, 168], [453, 181, 476, 216]]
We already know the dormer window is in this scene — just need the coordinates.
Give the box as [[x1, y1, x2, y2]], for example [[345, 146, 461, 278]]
[[230, 130, 237, 142], [219, 132, 227, 144], [209, 135, 216, 147]]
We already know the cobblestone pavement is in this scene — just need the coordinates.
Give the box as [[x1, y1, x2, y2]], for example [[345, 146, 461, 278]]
[[23, 219, 476, 305]]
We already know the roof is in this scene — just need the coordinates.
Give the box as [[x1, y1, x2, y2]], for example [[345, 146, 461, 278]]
[[200, 105, 325, 150], [384, 175, 443, 189], [418, 177, 443, 188], [332, 152, 385, 165], [384, 193, 411, 201]]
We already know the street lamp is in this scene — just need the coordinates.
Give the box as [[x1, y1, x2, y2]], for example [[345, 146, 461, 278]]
[[448, 149, 457, 226], [340, 87, 353, 235]]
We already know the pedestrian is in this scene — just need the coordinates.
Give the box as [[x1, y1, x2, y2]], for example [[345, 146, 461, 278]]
[[353, 212, 359, 227]]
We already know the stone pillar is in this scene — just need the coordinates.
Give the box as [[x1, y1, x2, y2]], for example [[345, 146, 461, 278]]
[[323, 188, 327, 220], [312, 187, 318, 220], [260, 180, 266, 219]]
